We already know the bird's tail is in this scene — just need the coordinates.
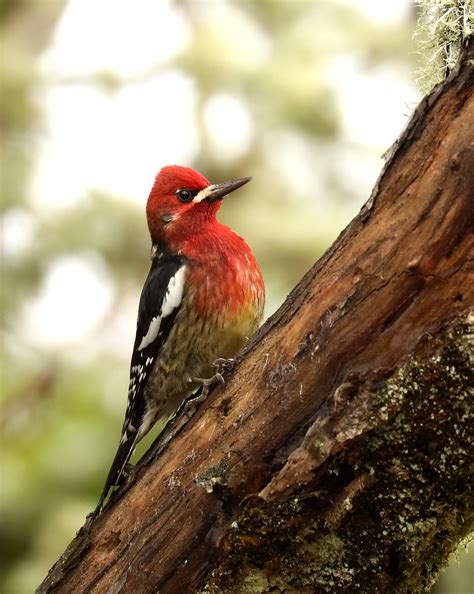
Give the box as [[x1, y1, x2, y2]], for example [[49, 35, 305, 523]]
[[96, 432, 138, 513]]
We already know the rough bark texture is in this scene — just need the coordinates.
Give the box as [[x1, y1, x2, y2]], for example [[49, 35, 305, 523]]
[[38, 40, 474, 594]]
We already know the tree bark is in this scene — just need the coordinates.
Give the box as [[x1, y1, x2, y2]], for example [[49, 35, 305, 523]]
[[38, 39, 474, 594]]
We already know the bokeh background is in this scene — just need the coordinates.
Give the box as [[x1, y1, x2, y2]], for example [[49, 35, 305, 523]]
[[1, 1, 472, 591]]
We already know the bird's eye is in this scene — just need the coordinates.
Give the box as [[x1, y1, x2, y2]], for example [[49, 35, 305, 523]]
[[176, 189, 193, 203]]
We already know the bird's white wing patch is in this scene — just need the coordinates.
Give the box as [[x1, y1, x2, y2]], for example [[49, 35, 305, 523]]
[[138, 316, 160, 350], [161, 265, 186, 317], [138, 265, 186, 350]]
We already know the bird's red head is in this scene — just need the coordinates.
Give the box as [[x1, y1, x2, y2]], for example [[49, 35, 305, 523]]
[[146, 165, 251, 246]]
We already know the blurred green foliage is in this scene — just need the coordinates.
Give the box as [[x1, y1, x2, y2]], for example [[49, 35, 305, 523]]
[[0, 1, 471, 592]]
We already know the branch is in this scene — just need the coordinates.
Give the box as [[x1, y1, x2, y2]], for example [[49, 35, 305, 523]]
[[38, 38, 474, 594]]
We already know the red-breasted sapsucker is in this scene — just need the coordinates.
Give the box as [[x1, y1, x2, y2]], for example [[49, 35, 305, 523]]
[[98, 165, 265, 508]]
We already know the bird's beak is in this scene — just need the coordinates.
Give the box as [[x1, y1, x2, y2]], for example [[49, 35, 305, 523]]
[[204, 176, 252, 203]]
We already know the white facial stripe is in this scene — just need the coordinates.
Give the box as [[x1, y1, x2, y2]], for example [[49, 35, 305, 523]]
[[194, 186, 213, 203], [138, 265, 187, 351]]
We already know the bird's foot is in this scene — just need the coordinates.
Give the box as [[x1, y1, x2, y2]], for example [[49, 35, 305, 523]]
[[187, 358, 234, 406], [212, 357, 235, 373], [178, 370, 226, 421], [178, 361, 233, 422], [178, 386, 206, 422], [191, 371, 225, 398]]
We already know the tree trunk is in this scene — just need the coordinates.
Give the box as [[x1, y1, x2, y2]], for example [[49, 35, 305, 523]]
[[38, 39, 474, 594]]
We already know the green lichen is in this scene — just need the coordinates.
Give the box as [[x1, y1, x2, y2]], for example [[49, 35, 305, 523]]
[[201, 316, 473, 593]]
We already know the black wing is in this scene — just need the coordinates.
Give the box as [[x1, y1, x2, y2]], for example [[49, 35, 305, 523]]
[[97, 248, 185, 510]]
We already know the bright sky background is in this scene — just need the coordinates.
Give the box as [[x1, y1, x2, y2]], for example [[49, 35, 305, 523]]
[[21, 0, 419, 346]]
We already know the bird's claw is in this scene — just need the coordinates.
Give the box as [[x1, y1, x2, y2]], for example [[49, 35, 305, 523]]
[[179, 364, 231, 421], [181, 371, 225, 417], [192, 371, 225, 391], [212, 357, 235, 372]]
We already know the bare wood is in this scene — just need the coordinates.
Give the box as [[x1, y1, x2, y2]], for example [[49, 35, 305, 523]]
[[38, 39, 474, 594]]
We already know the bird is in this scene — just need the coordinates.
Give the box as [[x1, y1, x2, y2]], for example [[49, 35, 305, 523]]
[[97, 165, 265, 509]]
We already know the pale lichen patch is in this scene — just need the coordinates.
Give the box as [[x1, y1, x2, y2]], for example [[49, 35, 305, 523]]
[[414, 0, 474, 93]]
